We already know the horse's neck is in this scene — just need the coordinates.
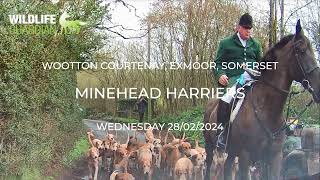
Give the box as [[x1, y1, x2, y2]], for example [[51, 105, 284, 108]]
[[261, 67, 292, 94], [256, 69, 292, 121]]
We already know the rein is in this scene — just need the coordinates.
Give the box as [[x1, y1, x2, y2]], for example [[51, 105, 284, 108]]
[[275, 90, 313, 137], [250, 83, 284, 141], [283, 90, 313, 128], [293, 40, 320, 94], [250, 39, 317, 141], [251, 81, 314, 142], [260, 80, 290, 95]]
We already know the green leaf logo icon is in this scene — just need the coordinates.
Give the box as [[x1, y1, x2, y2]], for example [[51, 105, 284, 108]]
[[59, 12, 87, 34]]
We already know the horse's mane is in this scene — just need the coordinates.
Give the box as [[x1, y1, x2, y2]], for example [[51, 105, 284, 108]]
[[260, 34, 295, 63]]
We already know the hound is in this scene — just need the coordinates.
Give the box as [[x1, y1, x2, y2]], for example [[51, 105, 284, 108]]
[[127, 131, 146, 152], [160, 138, 192, 177], [190, 149, 205, 180], [170, 132, 188, 146], [87, 128, 95, 147], [119, 131, 130, 149], [110, 151, 135, 180], [87, 146, 99, 180], [135, 144, 154, 180], [194, 138, 206, 156], [145, 128, 162, 168], [114, 173, 135, 180], [212, 150, 228, 180], [174, 157, 193, 180]]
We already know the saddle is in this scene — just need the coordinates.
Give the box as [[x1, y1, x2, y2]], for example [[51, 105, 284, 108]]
[[229, 66, 261, 122], [229, 80, 255, 123]]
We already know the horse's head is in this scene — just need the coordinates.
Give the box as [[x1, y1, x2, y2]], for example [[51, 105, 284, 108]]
[[289, 20, 320, 103]]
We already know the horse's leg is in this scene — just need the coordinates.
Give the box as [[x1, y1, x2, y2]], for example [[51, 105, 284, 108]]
[[203, 99, 219, 180], [238, 151, 251, 180], [204, 140, 214, 180], [224, 154, 235, 180], [268, 151, 282, 180]]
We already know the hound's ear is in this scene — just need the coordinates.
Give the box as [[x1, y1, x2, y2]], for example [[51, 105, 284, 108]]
[[172, 134, 176, 140], [145, 133, 150, 143], [178, 144, 183, 152], [149, 144, 155, 153], [191, 155, 197, 163], [294, 19, 304, 41], [182, 132, 185, 139], [87, 128, 92, 134]]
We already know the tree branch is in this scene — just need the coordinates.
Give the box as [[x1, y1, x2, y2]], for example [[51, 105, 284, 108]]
[[114, 0, 141, 18], [96, 25, 158, 39], [284, 0, 315, 27], [96, 25, 147, 39], [106, 24, 148, 31]]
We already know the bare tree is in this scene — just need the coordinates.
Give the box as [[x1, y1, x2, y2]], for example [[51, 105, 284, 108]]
[[280, 0, 285, 38], [81, 0, 273, 115], [269, 0, 277, 47]]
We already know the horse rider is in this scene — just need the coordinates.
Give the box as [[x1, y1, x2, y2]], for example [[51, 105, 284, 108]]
[[213, 13, 262, 149]]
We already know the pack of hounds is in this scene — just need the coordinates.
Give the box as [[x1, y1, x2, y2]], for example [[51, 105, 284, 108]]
[[86, 128, 239, 180]]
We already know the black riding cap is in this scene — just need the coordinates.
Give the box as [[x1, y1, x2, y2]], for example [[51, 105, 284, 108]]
[[239, 13, 253, 29]]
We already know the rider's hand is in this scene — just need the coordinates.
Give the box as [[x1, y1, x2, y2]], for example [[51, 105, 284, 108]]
[[218, 75, 229, 86]]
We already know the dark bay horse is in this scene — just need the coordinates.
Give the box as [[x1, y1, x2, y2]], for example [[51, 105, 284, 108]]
[[204, 20, 320, 180]]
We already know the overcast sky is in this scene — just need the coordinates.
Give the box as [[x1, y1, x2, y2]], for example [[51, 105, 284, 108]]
[[106, 0, 155, 40], [107, 0, 317, 39]]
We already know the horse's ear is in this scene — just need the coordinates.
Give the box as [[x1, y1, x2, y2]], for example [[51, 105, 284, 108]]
[[294, 19, 303, 41], [296, 20, 301, 34]]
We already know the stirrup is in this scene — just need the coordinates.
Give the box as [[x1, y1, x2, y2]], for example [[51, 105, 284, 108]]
[[216, 130, 226, 151]]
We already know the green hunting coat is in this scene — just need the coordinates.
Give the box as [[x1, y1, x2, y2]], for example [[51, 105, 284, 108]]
[[213, 33, 262, 87]]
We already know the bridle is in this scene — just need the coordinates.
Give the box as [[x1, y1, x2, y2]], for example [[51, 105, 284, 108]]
[[261, 39, 319, 95], [252, 38, 319, 141], [293, 40, 319, 94]]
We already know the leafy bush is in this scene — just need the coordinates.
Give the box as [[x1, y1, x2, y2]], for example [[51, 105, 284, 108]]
[[62, 137, 90, 167], [0, 0, 108, 177], [285, 85, 320, 125]]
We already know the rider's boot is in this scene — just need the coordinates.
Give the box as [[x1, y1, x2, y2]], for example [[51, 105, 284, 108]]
[[216, 99, 231, 151]]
